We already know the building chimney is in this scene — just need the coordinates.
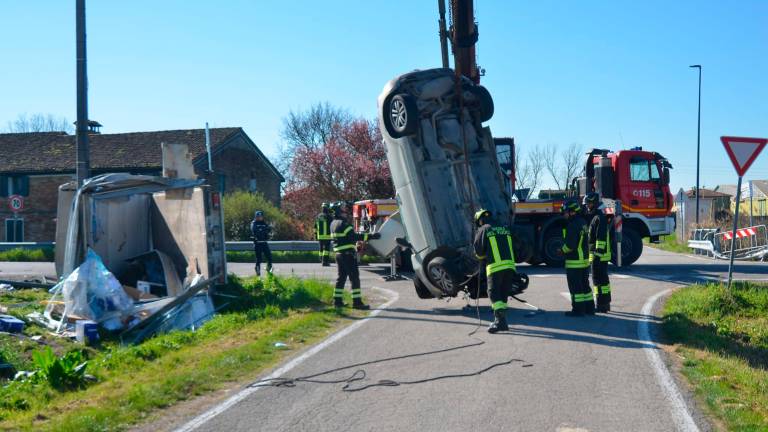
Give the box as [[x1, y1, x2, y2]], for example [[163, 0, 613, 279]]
[[73, 120, 102, 134]]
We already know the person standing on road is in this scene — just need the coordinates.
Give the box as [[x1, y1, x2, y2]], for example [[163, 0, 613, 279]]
[[558, 199, 595, 316], [330, 202, 379, 309], [473, 209, 518, 333], [584, 192, 612, 313], [251, 210, 273, 277], [315, 203, 333, 267]]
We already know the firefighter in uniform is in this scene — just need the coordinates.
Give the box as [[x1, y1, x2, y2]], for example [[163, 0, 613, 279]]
[[584, 192, 612, 312], [251, 210, 273, 276], [315, 203, 333, 266], [472, 209, 518, 333], [559, 199, 595, 316], [330, 202, 380, 309]]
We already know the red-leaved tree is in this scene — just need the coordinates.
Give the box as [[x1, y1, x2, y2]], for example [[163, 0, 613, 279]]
[[282, 119, 394, 230]]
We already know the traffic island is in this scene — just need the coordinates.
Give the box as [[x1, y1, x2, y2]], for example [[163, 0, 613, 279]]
[[662, 282, 768, 430]]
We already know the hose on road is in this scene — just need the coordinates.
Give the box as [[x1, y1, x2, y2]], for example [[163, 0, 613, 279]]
[[249, 287, 533, 392]]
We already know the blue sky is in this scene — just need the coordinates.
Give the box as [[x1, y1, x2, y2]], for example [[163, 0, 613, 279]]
[[1, 1, 766, 193]]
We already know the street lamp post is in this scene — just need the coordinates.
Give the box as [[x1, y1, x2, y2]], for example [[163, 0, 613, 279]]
[[690, 64, 702, 226]]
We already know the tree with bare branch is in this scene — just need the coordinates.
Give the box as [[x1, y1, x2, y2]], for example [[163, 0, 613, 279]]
[[276, 102, 352, 175], [515, 144, 545, 198], [5, 113, 73, 134], [543, 143, 584, 190]]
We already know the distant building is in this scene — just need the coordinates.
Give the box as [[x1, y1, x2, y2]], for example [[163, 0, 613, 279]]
[[0, 127, 284, 241], [674, 187, 732, 231], [722, 181, 768, 223]]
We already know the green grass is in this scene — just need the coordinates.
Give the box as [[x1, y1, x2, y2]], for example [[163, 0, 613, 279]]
[[662, 282, 768, 431], [0, 248, 54, 262], [646, 233, 691, 254], [226, 250, 386, 264], [0, 274, 361, 431]]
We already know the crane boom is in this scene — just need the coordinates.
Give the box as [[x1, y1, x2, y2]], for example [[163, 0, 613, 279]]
[[449, 0, 480, 83]]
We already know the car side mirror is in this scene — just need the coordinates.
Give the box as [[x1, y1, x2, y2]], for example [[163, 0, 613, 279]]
[[662, 167, 670, 185]]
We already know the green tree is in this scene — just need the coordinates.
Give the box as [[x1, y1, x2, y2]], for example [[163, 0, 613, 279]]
[[222, 190, 305, 240]]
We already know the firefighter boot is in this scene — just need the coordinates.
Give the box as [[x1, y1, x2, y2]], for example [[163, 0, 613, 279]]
[[352, 299, 370, 310], [488, 310, 509, 333], [334, 298, 344, 308], [254, 264, 260, 277]]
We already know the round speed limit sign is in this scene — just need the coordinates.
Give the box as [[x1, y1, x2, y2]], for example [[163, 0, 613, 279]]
[[8, 195, 25, 212]]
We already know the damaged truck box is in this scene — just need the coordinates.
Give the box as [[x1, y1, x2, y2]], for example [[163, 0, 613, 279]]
[[44, 142, 227, 342]]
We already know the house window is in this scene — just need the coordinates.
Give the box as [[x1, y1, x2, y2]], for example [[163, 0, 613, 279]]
[[0, 175, 30, 197], [4, 219, 23, 242], [249, 177, 257, 193]]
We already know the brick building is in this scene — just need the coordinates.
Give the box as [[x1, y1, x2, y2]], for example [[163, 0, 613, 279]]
[[0, 127, 284, 242]]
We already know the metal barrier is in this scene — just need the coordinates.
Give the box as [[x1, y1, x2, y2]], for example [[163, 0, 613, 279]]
[[687, 225, 768, 261], [714, 225, 768, 261], [687, 228, 718, 257], [0, 241, 320, 253]]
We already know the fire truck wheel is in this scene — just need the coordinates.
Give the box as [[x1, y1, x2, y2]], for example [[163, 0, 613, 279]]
[[612, 227, 643, 267], [413, 276, 435, 299], [383, 94, 418, 138], [542, 228, 566, 267]]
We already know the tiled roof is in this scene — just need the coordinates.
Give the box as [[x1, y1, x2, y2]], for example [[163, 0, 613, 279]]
[[0, 127, 269, 175], [687, 188, 732, 198]]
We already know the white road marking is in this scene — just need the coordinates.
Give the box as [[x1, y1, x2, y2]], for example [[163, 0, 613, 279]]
[[560, 292, 572, 301], [639, 289, 700, 432], [612, 274, 632, 279], [174, 286, 400, 432]]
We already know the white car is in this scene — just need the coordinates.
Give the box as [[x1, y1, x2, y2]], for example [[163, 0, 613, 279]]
[[377, 68, 528, 299]]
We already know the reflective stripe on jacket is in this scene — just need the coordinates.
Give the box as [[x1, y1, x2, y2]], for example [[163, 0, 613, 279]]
[[562, 216, 589, 269], [315, 213, 332, 240], [473, 223, 516, 276], [588, 209, 612, 262], [330, 218, 368, 253]]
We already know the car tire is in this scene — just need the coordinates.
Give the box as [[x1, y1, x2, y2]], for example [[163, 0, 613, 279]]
[[413, 276, 435, 299], [426, 256, 460, 296], [611, 227, 643, 267], [469, 85, 494, 122], [383, 94, 418, 138], [542, 228, 565, 267]]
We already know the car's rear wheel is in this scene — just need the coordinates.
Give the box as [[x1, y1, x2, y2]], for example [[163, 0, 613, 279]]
[[383, 94, 418, 138], [469, 85, 494, 122]]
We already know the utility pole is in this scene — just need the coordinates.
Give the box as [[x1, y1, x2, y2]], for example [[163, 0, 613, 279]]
[[689, 65, 702, 225], [437, 0, 450, 68], [75, 0, 90, 186]]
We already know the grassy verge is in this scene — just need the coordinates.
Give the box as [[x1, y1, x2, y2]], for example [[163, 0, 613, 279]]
[[0, 248, 387, 264], [662, 282, 768, 430], [645, 233, 690, 254], [226, 250, 386, 264], [0, 248, 54, 262], [0, 274, 361, 431]]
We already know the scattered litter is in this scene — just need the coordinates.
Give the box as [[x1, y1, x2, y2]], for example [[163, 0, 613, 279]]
[[0, 314, 25, 333], [14, 371, 35, 381], [75, 320, 100, 345], [0, 283, 14, 293], [0, 305, 6, 314], [274, 342, 288, 348], [30, 335, 42, 341], [44, 249, 134, 332]]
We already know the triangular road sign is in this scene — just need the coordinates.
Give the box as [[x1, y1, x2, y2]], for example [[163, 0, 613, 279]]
[[720, 136, 767, 177]]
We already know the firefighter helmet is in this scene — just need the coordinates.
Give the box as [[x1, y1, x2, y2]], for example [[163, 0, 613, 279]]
[[582, 192, 600, 207], [474, 209, 491, 226], [561, 199, 581, 214]]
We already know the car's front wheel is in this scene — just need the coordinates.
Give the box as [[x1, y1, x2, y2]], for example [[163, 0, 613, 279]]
[[383, 93, 418, 138]]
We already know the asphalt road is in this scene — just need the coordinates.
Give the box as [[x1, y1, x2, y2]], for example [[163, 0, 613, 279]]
[[2, 251, 765, 431], [174, 248, 764, 432]]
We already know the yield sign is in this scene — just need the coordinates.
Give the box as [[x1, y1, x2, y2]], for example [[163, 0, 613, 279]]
[[720, 136, 767, 177]]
